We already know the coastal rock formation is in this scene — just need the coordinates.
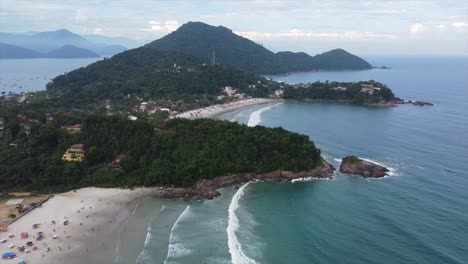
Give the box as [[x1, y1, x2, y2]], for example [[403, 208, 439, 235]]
[[156, 158, 335, 199], [339, 156, 389, 178], [409, 100, 434, 106]]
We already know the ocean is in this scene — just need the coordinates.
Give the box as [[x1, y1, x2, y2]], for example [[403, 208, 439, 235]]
[[0, 58, 100, 93], [121, 56, 467, 264], [2, 57, 467, 263]]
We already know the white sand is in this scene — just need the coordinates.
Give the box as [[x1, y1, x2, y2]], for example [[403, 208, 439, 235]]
[[174, 98, 281, 120], [1, 187, 156, 264]]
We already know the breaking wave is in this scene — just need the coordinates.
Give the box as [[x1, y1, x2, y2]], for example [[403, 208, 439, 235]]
[[135, 220, 154, 264], [247, 103, 282, 127], [227, 182, 258, 264], [164, 205, 192, 263], [361, 158, 399, 177]]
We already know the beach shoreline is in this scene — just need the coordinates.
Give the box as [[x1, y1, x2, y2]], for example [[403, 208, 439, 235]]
[[2, 187, 156, 264], [173, 98, 283, 120]]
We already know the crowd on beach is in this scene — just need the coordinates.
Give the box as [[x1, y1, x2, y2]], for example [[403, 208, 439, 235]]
[[174, 98, 277, 120], [1, 188, 153, 264]]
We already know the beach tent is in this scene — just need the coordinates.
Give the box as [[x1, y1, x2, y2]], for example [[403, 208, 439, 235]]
[[18, 260, 27, 264], [2, 252, 16, 259]]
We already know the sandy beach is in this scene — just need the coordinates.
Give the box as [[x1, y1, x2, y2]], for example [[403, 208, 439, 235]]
[[1, 187, 156, 264], [174, 98, 281, 120]]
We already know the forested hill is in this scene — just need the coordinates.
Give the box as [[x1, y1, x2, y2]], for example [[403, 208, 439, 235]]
[[145, 21, 372, 73], [0, 116, 322, 191], [46, 47, 279, 108]]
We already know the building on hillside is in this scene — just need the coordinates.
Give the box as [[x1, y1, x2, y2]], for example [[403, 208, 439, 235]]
[[0, 118, 4, 139], [45, 113, 55, 123], [111, 155, 125, 169], [62, 144, 85, 162], [64, 124, 81, 132], [139, 102, 148, 112], [360, 84, 381, 95], [332, 86, 347, 91]]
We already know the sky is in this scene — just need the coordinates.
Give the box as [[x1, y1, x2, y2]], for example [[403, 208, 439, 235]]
[[1, 0, 467, 56]]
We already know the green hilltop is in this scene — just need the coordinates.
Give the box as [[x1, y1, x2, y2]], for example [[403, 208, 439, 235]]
[[146, 21, 372, 73]]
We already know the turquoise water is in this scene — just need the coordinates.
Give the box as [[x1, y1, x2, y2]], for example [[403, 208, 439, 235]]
[[118, 56, 468, 264]]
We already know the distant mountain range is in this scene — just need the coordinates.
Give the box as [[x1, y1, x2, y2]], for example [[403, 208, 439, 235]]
[[0, 29, 139, 59], [146, 22, 372, 73]]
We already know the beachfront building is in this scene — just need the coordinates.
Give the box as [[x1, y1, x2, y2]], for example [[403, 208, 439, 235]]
[[62, 144, 85, 162], [360, 84, 381, 95], [221, 86, 237, 96], [274, 89, 284, 97]]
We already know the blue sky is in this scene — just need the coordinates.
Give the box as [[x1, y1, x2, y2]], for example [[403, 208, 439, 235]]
[[1, 0, 467, 55]]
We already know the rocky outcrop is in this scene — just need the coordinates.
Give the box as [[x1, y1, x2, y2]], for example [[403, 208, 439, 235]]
[[155, 158, 335, 199], [409, 100, 433, 106], [339, 156, 389, 178]]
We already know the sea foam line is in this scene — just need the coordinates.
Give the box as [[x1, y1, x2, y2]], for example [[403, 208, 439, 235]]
[[247, 103, 282, 127], [227, 182, 258, 264], [361, 158, 399, 177], [135, 221, 154, 264], [164, 205, 191, 264]]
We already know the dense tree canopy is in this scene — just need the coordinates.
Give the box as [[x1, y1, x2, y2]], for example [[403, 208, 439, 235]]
[[0, 116, 322, 192], [146, 22, 372, 73], [283, 80, 395, 104]]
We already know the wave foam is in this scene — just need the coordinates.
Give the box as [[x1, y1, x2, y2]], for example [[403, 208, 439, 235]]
[[135, 222, 154, 264], [292, 177, 334, 183], [227, 182, 258, 264], [164, 206, 192, 263], [247, 103, 282, 127], [361, 158, 399, 176]]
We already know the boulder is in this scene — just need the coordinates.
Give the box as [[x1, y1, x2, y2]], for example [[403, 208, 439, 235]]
[[339, 156, 389, 178]]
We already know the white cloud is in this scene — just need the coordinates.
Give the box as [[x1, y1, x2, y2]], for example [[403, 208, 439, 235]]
[[409, 23, 425, 34], [235, 29, 398, 41], [451, 21, 468, 30], [141, 20, 179, 33], [75, 8, 91, 23], [93, 27, 104, 34]]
